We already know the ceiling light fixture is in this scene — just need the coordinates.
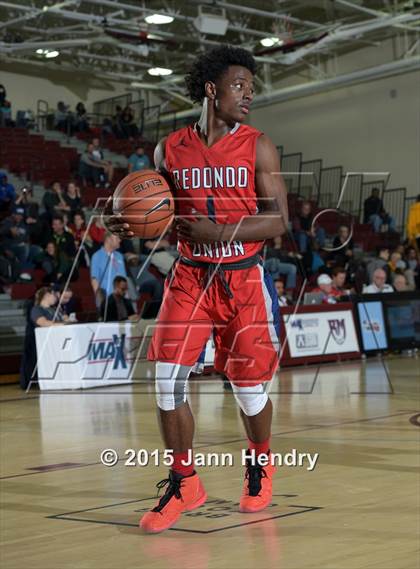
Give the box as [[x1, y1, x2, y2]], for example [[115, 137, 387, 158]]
[[45, 50, 60, 58], [260, 37, 283, 47], [148, 67, 173, 76], [145, 14, 174, 24]]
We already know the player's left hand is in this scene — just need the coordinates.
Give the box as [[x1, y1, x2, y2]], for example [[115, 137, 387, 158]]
[[176, 215, 220, 243]]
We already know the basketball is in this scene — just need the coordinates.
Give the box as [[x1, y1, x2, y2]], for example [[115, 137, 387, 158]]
[[112, 170, 174, 239]]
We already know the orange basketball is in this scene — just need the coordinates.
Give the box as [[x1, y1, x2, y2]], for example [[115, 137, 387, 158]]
[[112, 170, 174, 239]]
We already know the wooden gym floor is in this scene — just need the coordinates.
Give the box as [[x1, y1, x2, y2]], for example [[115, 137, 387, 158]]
[[0, 355, 419, 569]]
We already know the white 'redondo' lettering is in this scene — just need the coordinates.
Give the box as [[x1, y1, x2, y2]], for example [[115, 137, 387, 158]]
[[192, 241, 245, 259], [172, 167, 248, 190]]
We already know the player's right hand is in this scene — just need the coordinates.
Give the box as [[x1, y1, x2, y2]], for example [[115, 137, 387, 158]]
[[102, 197, 134, 239]]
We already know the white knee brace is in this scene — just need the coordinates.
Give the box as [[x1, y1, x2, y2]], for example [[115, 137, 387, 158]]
[[155, 362, 192, 411], [231, 383, 268, 416]]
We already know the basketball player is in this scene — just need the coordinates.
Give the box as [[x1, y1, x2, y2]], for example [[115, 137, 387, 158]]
[[106, 45, 288, 533]]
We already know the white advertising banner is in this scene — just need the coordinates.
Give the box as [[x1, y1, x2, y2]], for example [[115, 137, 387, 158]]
[[35, 321, 150, 390], [283, 309, 359, 358]]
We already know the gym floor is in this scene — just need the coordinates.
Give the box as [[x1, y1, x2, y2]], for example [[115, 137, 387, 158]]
[[0, 355, 419, 569]]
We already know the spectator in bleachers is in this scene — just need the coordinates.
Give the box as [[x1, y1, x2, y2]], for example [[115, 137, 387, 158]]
[[42, 181, 70, 221], [111, 105, 124, 138], [366, 247, 391, 283], [406, 195, 420, 249], [90, 232, 127, 307], [392, 273, 409, 292], [54, 101, 74, 135], [91, 137, 114, 185], [274, 279, 291, 307], [89, 215, 106, 252], [312, 274, 340, 304], [0, 205, 42, 269], [292, 201, 325, 253], [363, 268, 393, 293], [48, 215, 76, 281], [41, 241, 60, 283], [101, 275, 137, 322], [264, 235, 298, 289], [69, 210, 92, 260], [329, 225, 354, 268], [79, 142, 112, 188], [0, 172, 16, 215], [0, 100, 13, 127], [63, 182, 82, 218], [387, 250, 405, 276], [120, 105, 138, 138], [0, 84, 6, 106], [75, 102, 89, 132], [363, 188, 396, 233], [128, 146, 151, 173], [405, 246, 419, 288], [57, 286, 77, 319], [79, 143, 103, 186], [302, 239, 326, 275], [331, 266, 351, 296]]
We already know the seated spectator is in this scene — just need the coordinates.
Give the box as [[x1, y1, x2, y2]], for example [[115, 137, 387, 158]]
[[31, 286, 65, 328], [264, 236, 298, 289], [101, 276, 137, 322], [363, 268, 394, 293], [90, 232, 127, 308], [366, 247, 391, 283], [92, 137, 114, 184], [14, 186, 37, 217], [329, 225, 354, 268], [392, 273, 409, 292], [128, 146, 151, 173], [54, 101, 74, 134], [0, 84, 6, 106], [79, 143, 110, 187], [0, 172, 16, 216], [302, 239, 326, 275], [75, 102, 89, 132], [274, 279, 291, 307], [63, 182, 82, 217], [69, 210, 93, 261], [292, 201, 325, 253], [330, 266, 352, 297], [312, 274, 340, 304], [57, 286, 77, 319], [405, 246, 419, 289], [41, 241, 61, 283], [0, 100, 13, 127], [89, 215, 106, 252], [120, 105, 138, 138], [387, 250, 406, 276], [363, 188, 396, 233], [47, 215, 77, 281], [42, 181, 70, 221], [406, 194, 420, 249], [0, 206, 42, 269]]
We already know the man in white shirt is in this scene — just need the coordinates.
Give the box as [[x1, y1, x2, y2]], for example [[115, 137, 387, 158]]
[[363, 268, 394, 294]]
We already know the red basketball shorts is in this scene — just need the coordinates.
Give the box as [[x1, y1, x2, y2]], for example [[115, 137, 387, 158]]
[[147, 260, 281, 386]]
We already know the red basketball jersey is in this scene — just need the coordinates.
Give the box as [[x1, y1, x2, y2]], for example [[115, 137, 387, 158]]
[[165, 122, 263, 263]]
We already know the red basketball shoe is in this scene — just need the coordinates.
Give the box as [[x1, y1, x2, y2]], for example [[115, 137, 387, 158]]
[[239, 458, 276, 513], [139, 470, 207, 533]]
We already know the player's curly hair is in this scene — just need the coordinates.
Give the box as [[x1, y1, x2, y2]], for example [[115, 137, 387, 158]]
[[185, 45, 257, 104]]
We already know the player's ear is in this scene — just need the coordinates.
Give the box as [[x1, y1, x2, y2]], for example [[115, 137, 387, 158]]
[[204, 81, 216, 100]]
